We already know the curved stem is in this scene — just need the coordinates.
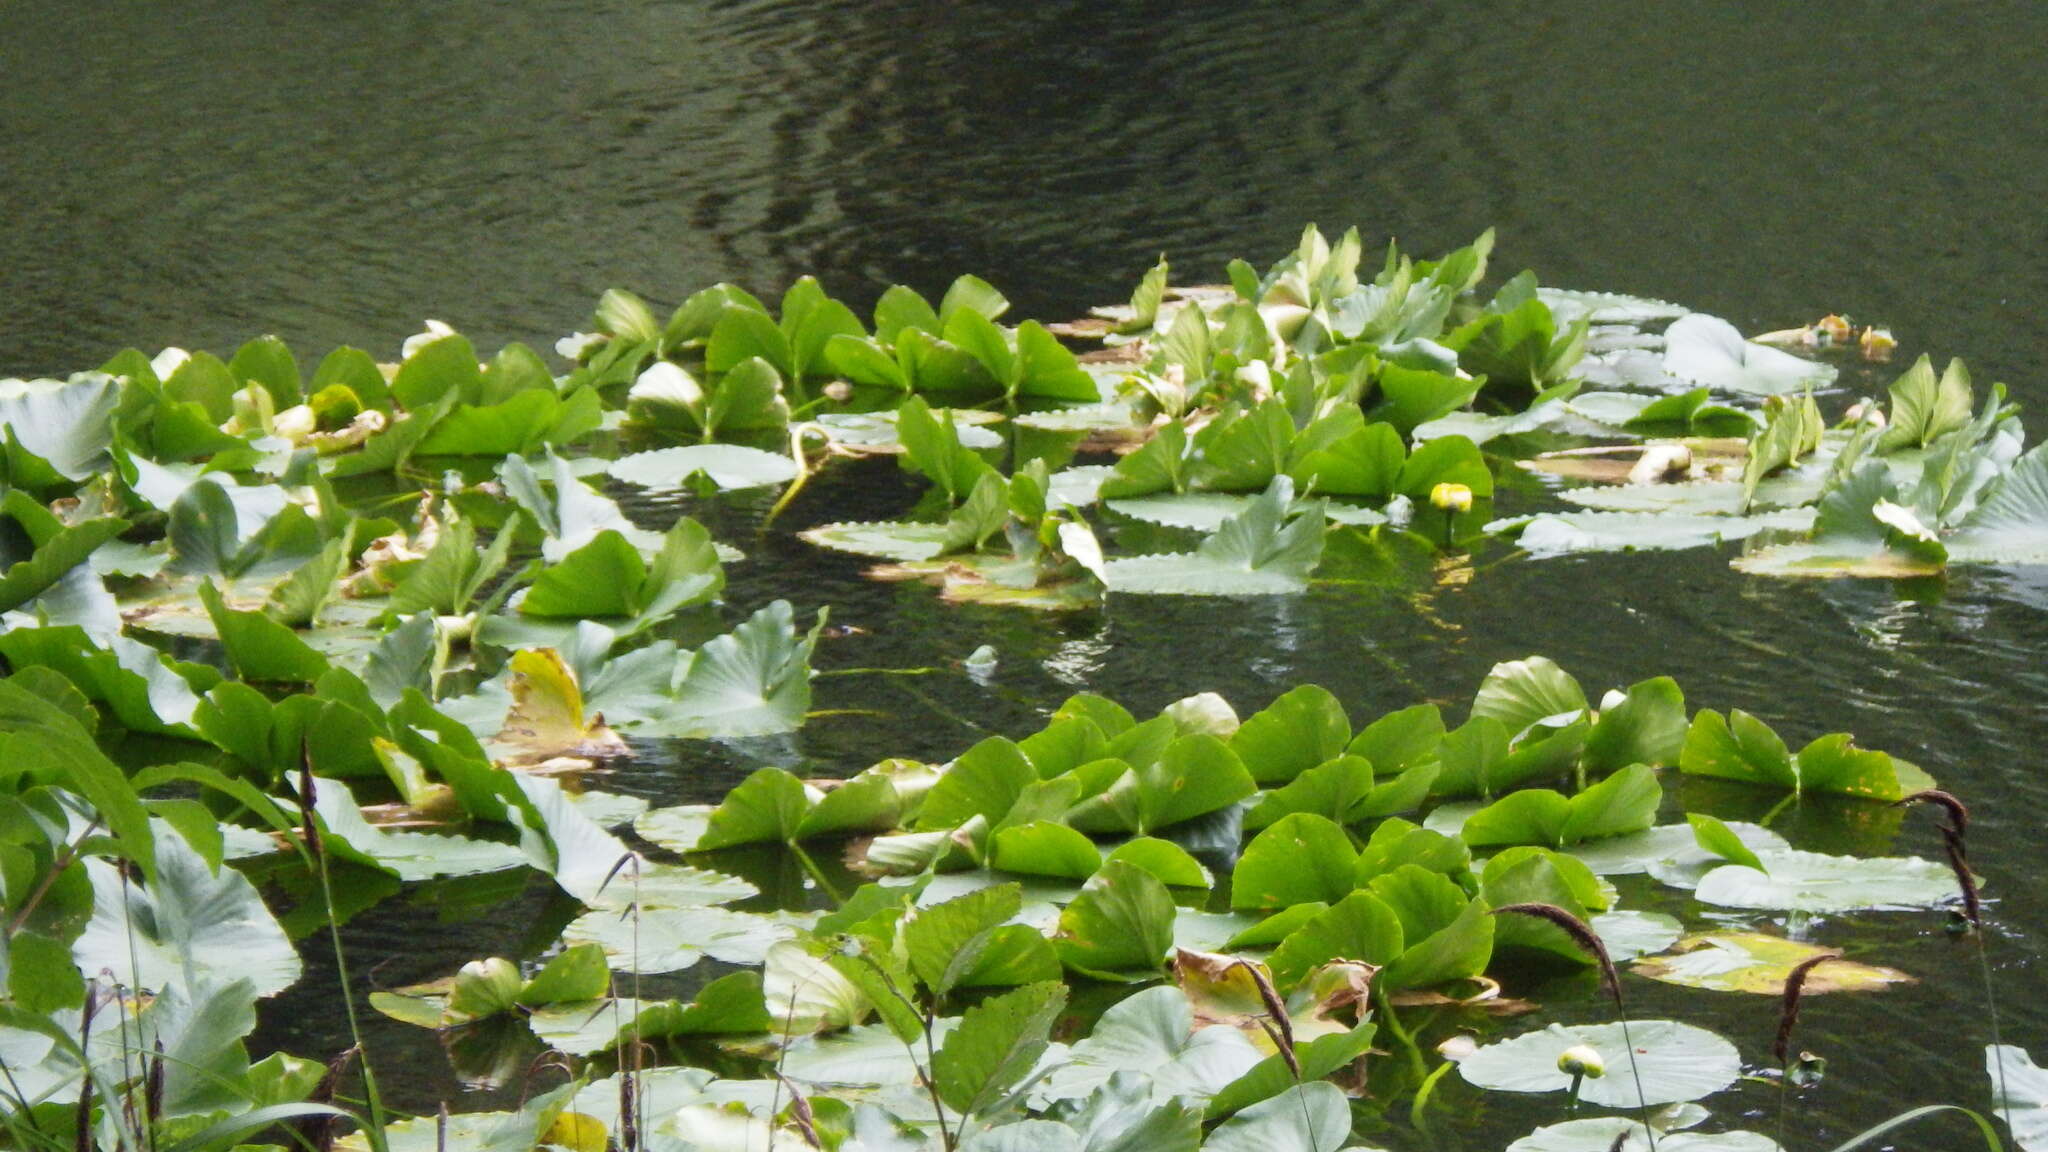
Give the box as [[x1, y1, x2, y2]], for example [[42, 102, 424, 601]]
[[1371, 984, 1428, 1084], [763, 425, 830, 527]]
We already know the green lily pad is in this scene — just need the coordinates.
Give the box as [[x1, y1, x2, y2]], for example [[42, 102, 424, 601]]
[[1459, 1019, 1742, 1108], [311, 777, 533, 882], [1033, 985, 1262, 1107], [1501, 509, 1814, 556], [1011, 403, 1143, 433], [780, 1019, 963, 1088], [561, 901, 804, 976], [1507, 1118, 1781, 1151], [526, 974, 772, 1055], [1691, 850, 1962, 914], [1557, 474, 1823, 516], [798, 520, 953, 561], [72, 827, 301, 998], [1590, 910, 1684, 962], [607, 444, 798, 490], [1204, 1082, 1362, 1152], [1569, 821, 1787, 877], [1097, 479, 1323, 596]]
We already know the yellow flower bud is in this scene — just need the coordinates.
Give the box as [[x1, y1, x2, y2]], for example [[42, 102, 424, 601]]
[[1429, 482, 1473, 514], [1557, 1044, 1606, 1079]]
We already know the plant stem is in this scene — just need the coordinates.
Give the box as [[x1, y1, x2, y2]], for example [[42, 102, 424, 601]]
[[1371, 985, 1428, 1084], [1978, 929, 2012, 1138], [314, 840, 388, 1152], [918, 1009, 952, 1152], [1615, 1014, 1657, 1152], [8, 818, 100, 935], [786, 842, 844, 906], [1776, 1060, 1789, 1152], [763, 426, 829, 527], [1407, 1058, 1456, 1134]]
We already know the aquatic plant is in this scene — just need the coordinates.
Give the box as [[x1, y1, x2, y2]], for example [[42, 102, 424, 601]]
[[3, 222, 2039, 1152]]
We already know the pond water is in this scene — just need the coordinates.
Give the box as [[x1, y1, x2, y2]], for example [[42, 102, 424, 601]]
[[8, 2, 2048, 1148]]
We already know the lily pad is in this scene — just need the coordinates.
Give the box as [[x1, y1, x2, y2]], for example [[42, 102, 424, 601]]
[[1590, 910, 1684, 962], [1569, 820, 1787, 877], [1663, 314, 1835, 396], [72, 827, 302, 998], [1691, 849, 1962, 914], [1033, 985, 1263, 1107], [1500, 509, 1814, 556], [798, 520, 953, 561], [1988, 1044, 2048, 1151], [607, 444, 798, 490], [1204, 1082, 1363, 1152], [1459, 1019, 1742, 1108], [1631, 932, 1912, 994], [561, 903, 808, 975], [1557, 475, 1824, 516], [1507, 1118, 1780, 1151], [1098, 480, 1324, 596]]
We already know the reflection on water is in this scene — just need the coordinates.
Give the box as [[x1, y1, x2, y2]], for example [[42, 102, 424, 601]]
[[9, 0, 2048, 1144]]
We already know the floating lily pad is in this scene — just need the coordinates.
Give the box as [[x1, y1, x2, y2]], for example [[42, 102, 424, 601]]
[[1097, 481, 1323, 596], [1047, 464, 1120, 509], [1557, 474, 1825, 516], [1590, 910, 1684, 962], [1011, 403, 1143, 432], [1569, 820, 1788, 877], [1204, 1082, 1362, 1152], [1691, 850, 1962, 914], [1663, 314, 1836, 396], [1538, 288, 1689, 327], [815, 409, 1003, 453], [1033, 985, 1262, 1107], [1459, 1020, 1741, 1108], [1500, 509, 1813, 556], [1107, 493, 1384, 532], [1987, 1044, 2048, 1151], [560, 904, 809, 974], [1507, 1118, 1780, 1152], [1631, 932, 1912, 994], [799, 521, 953, 561], [607, 444, 798, 490], [781, 1019, 965, 1088]]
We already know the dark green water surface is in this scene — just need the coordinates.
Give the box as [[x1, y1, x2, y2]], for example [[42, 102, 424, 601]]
[[7, 2, 2048, 1148]]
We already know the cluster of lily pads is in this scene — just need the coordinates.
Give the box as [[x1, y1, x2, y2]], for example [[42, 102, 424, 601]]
[[345, 657, 2000, 1152], [4, 223, 2046, 1152]]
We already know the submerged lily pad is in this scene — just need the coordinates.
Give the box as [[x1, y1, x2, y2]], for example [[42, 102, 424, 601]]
[[1632, 932, 1912, 994], [1459, 1020, 1742, 1108]]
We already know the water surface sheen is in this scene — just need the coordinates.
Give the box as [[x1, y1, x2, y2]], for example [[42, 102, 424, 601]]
[[7, 1, 2048, 1146]]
